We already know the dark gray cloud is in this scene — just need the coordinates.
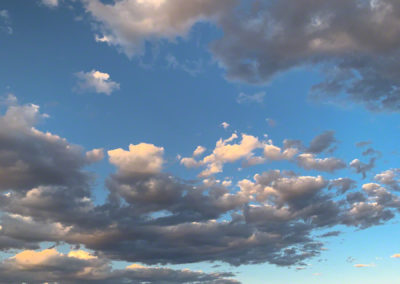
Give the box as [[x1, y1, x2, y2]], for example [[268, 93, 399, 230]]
[[0, 103, 91, 192], [306, 131, 337, 154]]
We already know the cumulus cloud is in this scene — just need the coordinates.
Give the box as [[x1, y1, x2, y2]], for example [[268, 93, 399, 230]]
[[181, 134, 299, 176], [75, 70, 120, 95], [84, 0, 235, 57], [108, 143, 164, 175], [1, 98, 400, 278], [198, 133, 262, 177]]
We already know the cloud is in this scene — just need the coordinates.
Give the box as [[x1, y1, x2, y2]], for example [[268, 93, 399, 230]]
[[0, 102, 90, 192], [86, 148, 105, 163], [1, 98, 400, 275], [350, 158, 376, 179], [198, 133, 262, 177], [0, 248, 239, 284], [297, 153, 346, 172], [236, 92, 265, 104], [210, 0, 400, 111], [108, 143, 164, 175], [306, 131, 337, 154], [84, 0, 235, 57], [391, 253, 400, 258], [41, 0, 59, 8], [75, 70, 120, 95], [77, 0, 400, 111], [165, 54, 203, 76], [328, 178, 356, 194], [193, 145, 206, 157], [354, 263, 375, 268], [0, 10, 12, 35], [266, 118, 277, 127], [221, 122, 230, 129], [374, 169, 400, 191]]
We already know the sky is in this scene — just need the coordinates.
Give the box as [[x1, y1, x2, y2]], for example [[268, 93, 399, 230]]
[[0, 0, 400, 283]]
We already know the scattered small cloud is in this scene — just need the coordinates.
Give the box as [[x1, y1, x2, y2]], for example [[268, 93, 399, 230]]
[[266, 118, 277, 127], [221, 122, 230, 129], [391, 254, 400, 258], [40, 0, 59, 8], [236, 92, 265, 104], [354, 263, 375, 268], [74, 70, 120, 95], [0, 10, 12, 35], [165, 54, 203, 76]]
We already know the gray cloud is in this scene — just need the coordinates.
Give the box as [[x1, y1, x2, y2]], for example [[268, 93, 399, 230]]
[[0, 99, 399, 277], [75, 70, 120, 95], [297, 153, 346, 172], [306, 131, 337, 154], [0, 248, 238, 284], [349, 157, 376, 179], [211, 0, 400, 111], [84, 0, 235, 57]]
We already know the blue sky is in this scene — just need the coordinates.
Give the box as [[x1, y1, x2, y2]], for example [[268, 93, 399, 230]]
[[0, 0, 400, 283]]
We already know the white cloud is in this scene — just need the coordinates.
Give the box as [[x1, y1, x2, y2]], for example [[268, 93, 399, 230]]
[[75, 70, 120, 95], [108, 143, 164, 174]]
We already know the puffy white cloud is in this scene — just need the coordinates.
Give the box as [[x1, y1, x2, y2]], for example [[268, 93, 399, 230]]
[[75, 70, 120, 95], [108, 143, 164, 175], [199, 133, 262, 177]]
